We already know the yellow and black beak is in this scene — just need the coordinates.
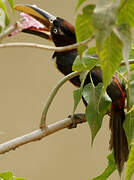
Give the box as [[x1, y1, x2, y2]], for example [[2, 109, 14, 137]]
[[14, 4, 56, 40]]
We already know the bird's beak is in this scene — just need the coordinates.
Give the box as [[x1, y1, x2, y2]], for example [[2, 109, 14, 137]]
[[14, 4, 56, 40]]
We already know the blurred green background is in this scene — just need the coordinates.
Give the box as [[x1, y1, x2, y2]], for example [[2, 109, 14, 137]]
[[0, 0, 121, 179]]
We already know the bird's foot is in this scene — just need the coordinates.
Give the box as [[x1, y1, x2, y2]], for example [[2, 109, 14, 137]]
[[67, 113, 86, 129]]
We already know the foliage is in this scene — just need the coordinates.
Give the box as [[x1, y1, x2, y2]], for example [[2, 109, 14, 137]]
[[83, 83, 111, 144], [92, 153, 116, 180], [73, 0, 134, 179], [0, 171, 26, 180], [75, 5, 95, 54], [126, 144, 134, 180], [0, 0, 14, 32], [72, 49, 98, 71], [75, 0, 87, 11]]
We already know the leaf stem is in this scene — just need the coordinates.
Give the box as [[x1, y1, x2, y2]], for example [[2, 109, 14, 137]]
[[116, 71, 128, 83]]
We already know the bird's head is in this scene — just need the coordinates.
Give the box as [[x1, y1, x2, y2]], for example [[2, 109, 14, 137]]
[[14, 4, 76, 47]]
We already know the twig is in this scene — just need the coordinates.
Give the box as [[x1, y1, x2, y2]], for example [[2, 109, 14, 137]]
[[0, 21, 24, 41], [40, 71, 82, 129], [0, 35, 95, 52], [0, 114, 86, 154], [116, 71, 128, 83], [120, 59, 134, 66], [0, 24, 17, 41]]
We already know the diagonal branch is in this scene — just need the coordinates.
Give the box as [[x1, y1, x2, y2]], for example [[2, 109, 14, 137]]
[[40, 71, 81, 129], [0, 114, 86, 154]]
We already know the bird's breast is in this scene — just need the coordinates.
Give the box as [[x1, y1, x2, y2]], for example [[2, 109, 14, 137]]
[[52, 51, 81, 87]]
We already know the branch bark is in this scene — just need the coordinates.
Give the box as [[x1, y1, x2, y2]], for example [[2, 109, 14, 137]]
[[0, 21, 25, 41], [0, 24, 18, 41], [120, 59, 134, 66], [0, 114, 86, 154], [0, 35, 95, 52]]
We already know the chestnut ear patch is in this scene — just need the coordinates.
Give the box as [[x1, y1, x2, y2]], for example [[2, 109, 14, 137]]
[[62, 20, 75, 34]]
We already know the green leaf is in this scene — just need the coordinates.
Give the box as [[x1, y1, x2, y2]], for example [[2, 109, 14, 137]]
[[73, 87, 83, 113], [0, 0, 9, 26], [82, 83, 111, 144], [0, 9, 5, 32], [75, 0, 87, 11], [118, 0, 134, 28], [127, 105, 134, 114], [87, 46, 97, 56], [72, 49, 98, 71], [0, 172, 13, 180], [93, 0, 119, 52], [124, 82, 134, 144], [130, 73, 134, 82], [100, 31, 123, 89], [118, 64, 134, 75], [129, 45, 134, 59], [8, 0, 15, 13], [129, 51, 134, 59], [125, 145, 134, 180], [73, 71, 89, 113], [0, 172, 27, 180], [75, 5, 95, 54], [125, 112, 134, 145], [91, 153, 116, 180], [114, 24, 131, 73], [129, 82, 134, 108]]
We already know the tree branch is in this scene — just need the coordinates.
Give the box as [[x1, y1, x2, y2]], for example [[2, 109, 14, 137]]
[[0, 35, 95, 52], [0, 24, 17, 41], [0, 114, 86, 154], [40, 71, 81, 129], [1, 25, 134, 66], [0, 21, 24, 41], [120, 59, 134, 66]]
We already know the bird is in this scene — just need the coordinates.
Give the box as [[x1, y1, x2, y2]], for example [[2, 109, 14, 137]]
[[13, 4, 129, 173]]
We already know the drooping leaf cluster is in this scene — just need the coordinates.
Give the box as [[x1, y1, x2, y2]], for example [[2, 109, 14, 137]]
[[74, 0, 134, 179]]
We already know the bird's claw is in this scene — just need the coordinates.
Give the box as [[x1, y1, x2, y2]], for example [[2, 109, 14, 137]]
[[68, 114, 77, 129], [67, 114, 85, 129]]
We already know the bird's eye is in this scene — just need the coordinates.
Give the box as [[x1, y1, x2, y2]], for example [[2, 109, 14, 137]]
[[53, 28, 58, 33]]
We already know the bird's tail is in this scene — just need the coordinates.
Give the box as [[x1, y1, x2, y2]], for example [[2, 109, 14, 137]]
[[107, 76, 129, 173], [109, 106, 129, 173]]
